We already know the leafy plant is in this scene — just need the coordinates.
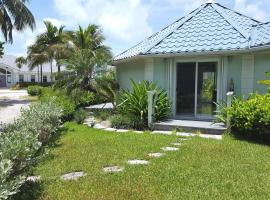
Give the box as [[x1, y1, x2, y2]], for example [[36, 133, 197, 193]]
[[110, 114, 145, 130], [118, 80, 171, 126], [216, 94, 270, 135], [70, 89, 95, 107], [74, 108, 88, 124], [93, 110, 112, 121], [258, 71, 270, 92], [27, 85, 42, 96]]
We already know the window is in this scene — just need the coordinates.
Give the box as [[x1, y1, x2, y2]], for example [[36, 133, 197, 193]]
[[43, 75, 47, 83], [31, 75, 35, 83], [19, 75, 24, 83], [7, 75, 11, 83]]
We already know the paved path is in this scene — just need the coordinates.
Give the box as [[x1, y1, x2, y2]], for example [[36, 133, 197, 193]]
[[0, 89, 29, 124]]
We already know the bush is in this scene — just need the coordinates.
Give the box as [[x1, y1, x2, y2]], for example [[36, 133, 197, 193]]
[[74, 108, 88, 124], [70, 89, 95, 107], [40, 88, 76, 120], [217, 94, 270, 135], [93, 110, 112, 121], [110, 114, 146, 130], [118, 80, 171, 126], [0, 99, 63, 199], [27, 85, 42, 96]]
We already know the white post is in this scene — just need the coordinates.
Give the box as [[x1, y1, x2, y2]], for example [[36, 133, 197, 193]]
[[226, 92, 234, 130], [147, 90, 156, 128]]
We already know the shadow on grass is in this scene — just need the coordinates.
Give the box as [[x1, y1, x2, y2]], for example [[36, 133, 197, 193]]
[[12, 182, 43, 200], [231, 131, 270, 146]]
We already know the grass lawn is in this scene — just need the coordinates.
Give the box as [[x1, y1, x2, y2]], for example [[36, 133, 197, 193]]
[[19, 122, 270, 200]]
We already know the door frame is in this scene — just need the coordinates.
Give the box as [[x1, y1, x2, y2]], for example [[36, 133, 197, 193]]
[[173, 57, 222, 120]]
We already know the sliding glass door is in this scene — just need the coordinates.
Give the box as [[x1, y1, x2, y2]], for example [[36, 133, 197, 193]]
[[176, 61, 217, 119]]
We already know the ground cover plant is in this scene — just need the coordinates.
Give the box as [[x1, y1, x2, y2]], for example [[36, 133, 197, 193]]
[[16, 122, 270, 200]]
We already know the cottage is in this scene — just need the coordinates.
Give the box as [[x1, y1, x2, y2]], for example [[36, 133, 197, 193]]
[[0, 55, 57, 87], [114, 1, 270, 120]]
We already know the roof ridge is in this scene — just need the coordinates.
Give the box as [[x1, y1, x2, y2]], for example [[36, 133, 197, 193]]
[[211, 3, 250, 39], [142, 3, 207, 54]]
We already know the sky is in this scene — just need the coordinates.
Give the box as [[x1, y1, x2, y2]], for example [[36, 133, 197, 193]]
[[3, 0, 270, 57]]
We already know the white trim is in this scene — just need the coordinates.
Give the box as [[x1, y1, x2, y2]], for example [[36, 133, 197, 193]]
[[241, 55, 254, 98]]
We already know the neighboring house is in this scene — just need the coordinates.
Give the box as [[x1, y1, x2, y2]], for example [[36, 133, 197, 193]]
[[0, 55, 57, 87], [114, 1, 270, 120]]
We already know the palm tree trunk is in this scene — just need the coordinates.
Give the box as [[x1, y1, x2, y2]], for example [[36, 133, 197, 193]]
[[40, 64, 43, 85], [58, 64, 61, 73], [37, 65, 40, 84], [50, 59, 53, 83]]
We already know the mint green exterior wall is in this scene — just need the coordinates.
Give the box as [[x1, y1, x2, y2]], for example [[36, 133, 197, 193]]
[[153, 58, 166, 89], [254, 53, 270, 94], [227, 55, 242, 96], [116, 60, 145, 90]]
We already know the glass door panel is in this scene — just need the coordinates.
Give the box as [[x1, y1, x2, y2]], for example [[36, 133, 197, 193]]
[[176, 62, 196, 116], [196, 62, 217, 117]]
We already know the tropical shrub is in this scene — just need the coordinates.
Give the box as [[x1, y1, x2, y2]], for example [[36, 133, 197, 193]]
[[217, 94, 270, 135], [110, 114, 145, 130], [40, 87, 76, 120], [118, 80, 171, 126], [74, 108, 88, 124], [0, 99, 63, 199], [27, 85, 42, 96], [70, 89, 95, 107], [93, 110, 113, 121], [258, 71, 270, 93]]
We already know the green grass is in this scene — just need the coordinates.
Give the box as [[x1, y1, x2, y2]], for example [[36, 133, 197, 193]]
[[20, 122, 270, 200]]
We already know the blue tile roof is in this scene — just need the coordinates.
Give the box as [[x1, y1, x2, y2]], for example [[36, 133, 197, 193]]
[[114, 2, 269, 61]]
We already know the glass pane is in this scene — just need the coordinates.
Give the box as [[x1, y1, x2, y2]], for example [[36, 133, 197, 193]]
[[197, 62, 217, 117], [176, 62, 196, 116]]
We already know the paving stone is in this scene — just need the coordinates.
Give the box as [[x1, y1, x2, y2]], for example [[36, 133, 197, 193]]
[[116, 129, 129, 133], [60, 172, 87, 181], [103, 166, 124, 173], [104, 128, 117, 132], [161, 147, 179, 151], [199, 134, 223, 140], [94, 124, 106, 129], [127, 160, 149, 165], [134, 131, 144, 134], [171, 143, 182, 146], [26, 176, 41, 183], [148, 152, 164, 158], [176, 132, 197, 137], [178, 138, 190, 141], [152, 130, 172, 135]]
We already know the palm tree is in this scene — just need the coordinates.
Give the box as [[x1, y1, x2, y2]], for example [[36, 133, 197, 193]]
[[35, 21, 66, 80], [15, 56, 27, 69], [0, 0, 35, 43], [27, 44, 49, 85]]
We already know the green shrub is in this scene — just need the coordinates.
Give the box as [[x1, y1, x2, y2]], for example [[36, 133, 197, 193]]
[[40, 88, 76, 120], [93, 110, 112, 121], [74, 108, 88, 124], [217, 94, 270, 135], [118, 80, 171, 126], [110, 114, 146, 130], [0, 99, 63, 199], [70, 89, 95, 107], [27, 85, 42, 96]]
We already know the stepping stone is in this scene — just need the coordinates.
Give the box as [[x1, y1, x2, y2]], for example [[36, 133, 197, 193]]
[[116, 129, 129, 133], [127, 160, 149, 165], [161, 147, 179, 151], [26, 176, 41, 183], [134, 131, 144, 134], [178, 138, 189, 141], [94, 124, 106, 129], [103, 166, 124, 173], [176, 132, 196, 137], [171, 142, 182, 146], [152, 130, 172, 135], [199, 134, 222, 140], [148, 152, 164, 158], [60, 172, 87, 181], [104, 128, 117, 132]]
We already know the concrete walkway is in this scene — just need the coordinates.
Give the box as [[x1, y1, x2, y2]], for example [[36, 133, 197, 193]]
[[0, 89, 29, 124]]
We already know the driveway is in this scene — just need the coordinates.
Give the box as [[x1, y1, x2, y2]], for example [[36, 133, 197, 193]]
[[0, 89, 29, 124]]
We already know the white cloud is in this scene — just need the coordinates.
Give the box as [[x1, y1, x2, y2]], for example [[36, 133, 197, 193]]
[[234, 0, 268, 22], [53, 0, 153, 42]]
